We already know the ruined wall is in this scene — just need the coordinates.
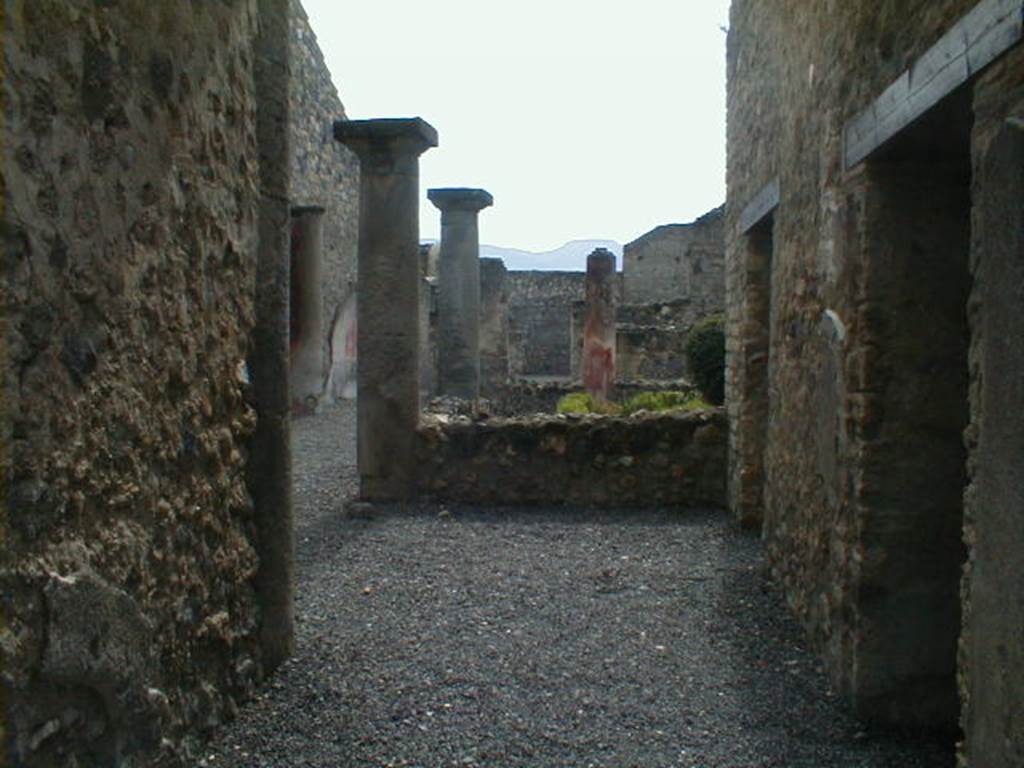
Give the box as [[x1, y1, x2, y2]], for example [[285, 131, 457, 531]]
[[615, 326, 689, 381], [417, 244, 439, 398], [571, 300, 721, 382], [622, 208, 725, 305], [617, 300, 717, 330], [289, 0, 359, 405], [416, 410, 726, 508], [419, 275, 438, 397], [960, 41, 1024, 768], [479, 257, 509, 395], [494, 232, 725, 386], [726, 0, 1023, 759], [505, 271, 587, 378], [552, 213, 725, 384], [2, 1, 269, 764]]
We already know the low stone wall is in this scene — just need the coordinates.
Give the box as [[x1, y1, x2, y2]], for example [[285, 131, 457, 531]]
[[415, 409, 726, 508]]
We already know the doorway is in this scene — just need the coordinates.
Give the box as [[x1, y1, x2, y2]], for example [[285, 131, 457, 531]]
[[851, 86, 973, 729]]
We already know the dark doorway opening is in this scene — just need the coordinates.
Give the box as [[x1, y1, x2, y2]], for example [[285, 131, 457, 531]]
[[853, 86, 973, 730], [733, 212, 775, 526]]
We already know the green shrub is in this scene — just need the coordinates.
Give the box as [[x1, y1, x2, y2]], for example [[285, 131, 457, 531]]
[[556, 392, 621, 415], [620, 390, 709, 415], [685, 315, 726, 405], [556, 389, 711, 416]]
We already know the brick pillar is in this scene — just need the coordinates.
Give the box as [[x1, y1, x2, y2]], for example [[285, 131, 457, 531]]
[[428, 188, 493, 400], [334, 118, 438, 500], [582, 248, 617, 401]]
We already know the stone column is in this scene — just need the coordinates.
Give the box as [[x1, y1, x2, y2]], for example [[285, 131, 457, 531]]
[[289, 205, 325, 414], [252, 0, 294, 671], [581, 248, 617, 401], [334, 118, 438, 500], [428, 188, 493, 400]]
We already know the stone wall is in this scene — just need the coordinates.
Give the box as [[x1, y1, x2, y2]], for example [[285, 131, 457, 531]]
[[960, 39, 1024, 768], [416, 410, 726, 508], [725, 0, 1023, 761], [0, 0, 355, 762], [479, 257, 509, 395], [419, 275, 438, 397], [289, 0, 359, 405], [2, 2, 268, 764], [455, 217, 724, 391], [616, 326, 689, 381], [417, 244, 439, 397], [425, 251, 504, 397], [622, 208, 725, 305], [570, 299, 722, 382], [505, 271, 588, 378]]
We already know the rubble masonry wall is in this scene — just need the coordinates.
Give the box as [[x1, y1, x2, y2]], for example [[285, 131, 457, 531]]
[[622, 207, 725, 305], [416, 410, 726, 509], [505, 271, 587, 378], [726, 0, 1022, 760], [288, 0, 359, 405], [0, 0, 351, 762]]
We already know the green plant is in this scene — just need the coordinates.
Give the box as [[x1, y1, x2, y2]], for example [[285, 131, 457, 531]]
[[685, 315, 726, 405], [556, 392, 622, 415], [556, 389, 711, 416], [620, 390, 709, 415]]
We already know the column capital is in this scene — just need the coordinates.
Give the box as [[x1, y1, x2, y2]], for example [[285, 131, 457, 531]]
[[428, 187, 494, 212], [586, 247, 616, 275], [334, 117, 439, 160]]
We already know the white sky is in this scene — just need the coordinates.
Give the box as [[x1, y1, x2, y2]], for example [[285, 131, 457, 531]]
[[302, 0, 730, 252]]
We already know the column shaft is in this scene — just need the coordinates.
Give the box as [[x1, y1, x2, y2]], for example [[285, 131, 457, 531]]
[[289, 206, 325, 413], [438, 209, 480, 398], [582, 248, 617, 401], [429, 188, 493, 400], [335, 119, 438, 500], [252, 0, 294, 670]]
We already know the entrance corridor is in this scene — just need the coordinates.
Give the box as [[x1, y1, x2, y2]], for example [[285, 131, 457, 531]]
[[202, 403, 952, 768]]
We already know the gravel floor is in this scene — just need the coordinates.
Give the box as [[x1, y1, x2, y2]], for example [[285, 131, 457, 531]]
[[200, 401, 954, 767]]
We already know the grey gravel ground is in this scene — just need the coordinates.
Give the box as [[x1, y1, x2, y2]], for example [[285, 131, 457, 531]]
[[200, 401, 954, 767]]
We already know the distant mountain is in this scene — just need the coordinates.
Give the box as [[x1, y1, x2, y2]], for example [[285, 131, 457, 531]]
[[479, 239, 623, 272]]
